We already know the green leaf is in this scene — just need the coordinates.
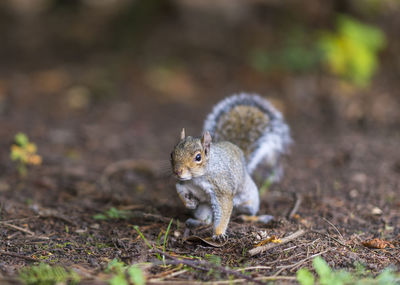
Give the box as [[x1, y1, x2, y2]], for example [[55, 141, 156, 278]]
[[109, 274, 128, 285], [297, 268, 315, 285], [93, 213, 107, 220], [313, 256, 332, 282], [128, 266, 145, 285], [15, 133, 29, 147], [376, 268, 398, 285], [318, 15, 386, 87], [106, 259, 126, 273]]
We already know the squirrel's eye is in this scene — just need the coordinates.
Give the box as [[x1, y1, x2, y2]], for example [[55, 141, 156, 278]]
[[195, 153, 202, 162]]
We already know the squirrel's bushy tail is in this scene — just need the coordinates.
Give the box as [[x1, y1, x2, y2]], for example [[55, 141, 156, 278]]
[[203, 93, 292, 175]]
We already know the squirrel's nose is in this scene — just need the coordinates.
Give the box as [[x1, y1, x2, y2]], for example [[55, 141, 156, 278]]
[[174, 168, 183, 176]]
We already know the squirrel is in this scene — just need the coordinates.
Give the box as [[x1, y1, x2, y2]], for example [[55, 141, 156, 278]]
[[170, 93, 292, 240]]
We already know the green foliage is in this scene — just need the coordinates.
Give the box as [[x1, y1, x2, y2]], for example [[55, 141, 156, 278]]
[[205, 254, 222, 279], [259, 176, 273, 196], [128, 266, 146, 285], [318, 15, 386, 87], [297, 256, 400, 285], [297, 267, 315, 285], [133, 225, 153, 250], [133, 220, 175, 262], [93, 207, 131, 220], [19, 263, 80, 285], [249, 15, 385, 88], [106, 259, 145, 285], [205, 254, 222, 266], [10, 132, 42, 176], [134, 225, 162, 260]]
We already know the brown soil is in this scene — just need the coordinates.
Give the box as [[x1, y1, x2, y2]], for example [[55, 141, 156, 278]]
[[0, 3, 400, 284]]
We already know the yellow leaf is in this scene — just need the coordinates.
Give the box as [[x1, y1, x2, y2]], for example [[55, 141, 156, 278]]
[[256, 235, 282, 247]]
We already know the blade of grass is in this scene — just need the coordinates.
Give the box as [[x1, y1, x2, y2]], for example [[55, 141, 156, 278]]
[[133, 225, 161, 260], [162, 219, 173, 265], [163, 219, 173, 253]]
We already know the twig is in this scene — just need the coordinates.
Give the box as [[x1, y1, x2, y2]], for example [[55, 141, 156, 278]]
[[272, 250, 329, 276], [248, 229, 306, 256], [149, 269, 188, 281], [152, 248, 265, 285], [287, 193, 302, 219], [0, 216, 40, 224], [311, 230, 349, 248], [322, 217, 344, 241], [0, 250, 37, 262], [146, 276, 296, 284], [0, 222, 34, 236], [235, 265, 272, 271]]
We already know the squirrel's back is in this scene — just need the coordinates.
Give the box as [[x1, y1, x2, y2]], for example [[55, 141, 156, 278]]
[[203, 93, 292, 175]]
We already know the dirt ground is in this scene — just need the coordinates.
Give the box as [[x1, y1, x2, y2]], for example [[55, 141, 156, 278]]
[[1, 2, 400, 284]]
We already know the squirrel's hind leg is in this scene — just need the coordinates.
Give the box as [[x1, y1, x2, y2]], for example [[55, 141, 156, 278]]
[[234, 174, 260, 216], [234, 174, 274, 224]]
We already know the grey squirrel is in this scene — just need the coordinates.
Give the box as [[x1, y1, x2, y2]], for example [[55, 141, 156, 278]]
[[170, 93, 292, 239]]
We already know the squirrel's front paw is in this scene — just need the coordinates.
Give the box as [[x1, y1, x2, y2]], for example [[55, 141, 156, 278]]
[[184, 198, 198, 210], [212, 233, 228, 242]]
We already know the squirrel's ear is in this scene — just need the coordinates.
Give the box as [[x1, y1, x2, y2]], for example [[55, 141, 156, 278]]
[[180, 128, 186, 140], [201, 131, 212, 156]]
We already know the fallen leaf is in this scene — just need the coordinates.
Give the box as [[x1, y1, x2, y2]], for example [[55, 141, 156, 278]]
[[255, 235, 282, 247], [361, 238, 394, 249], [185, 235, 227, 247]]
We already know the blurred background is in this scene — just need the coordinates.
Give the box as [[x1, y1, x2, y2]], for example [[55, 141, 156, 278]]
[[1, 1, 400, 277], [0, 0, 400, 199]]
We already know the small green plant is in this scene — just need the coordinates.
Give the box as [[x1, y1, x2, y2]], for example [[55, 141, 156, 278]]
[[106, 258, 145, 285], [19, 263, 80, 285], [133, 219, 175, 262], [10, 132, 42, 176], [93, 207, 131, 220], [318, 15, 386, 87], [205, 254, 222, 279], [297, 256, 399, 285], [259, 176, 273, 196]]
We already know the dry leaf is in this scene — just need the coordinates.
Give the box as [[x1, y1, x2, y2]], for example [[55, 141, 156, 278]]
[[361, 238, 394, 249], [185, 235, 227, 247], [255, 235, 282, 247]]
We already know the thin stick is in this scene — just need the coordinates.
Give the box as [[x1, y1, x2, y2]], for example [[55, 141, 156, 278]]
[[235, 265, 272, 271], [152, 248, 265, 285], [149, 269, 188, 281], [322, 217, 344, 241], [287, 193, 302, 219], [272, 250, 329, 276], [248, 229, 306, 256], [0, 222, 34, 236], [0, 216, 40, 224], [311, 230, 349, 248], [0, 250, 37, 262], [146, 276, 297, 284]]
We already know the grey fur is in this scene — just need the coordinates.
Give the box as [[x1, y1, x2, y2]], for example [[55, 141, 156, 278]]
[[172, 93, 291, 238], [203, 93, 292, 177], [175, 141, 259, 237]]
